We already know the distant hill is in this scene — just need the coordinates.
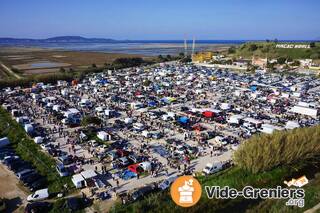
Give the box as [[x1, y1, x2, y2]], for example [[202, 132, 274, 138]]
[[233, 41, 320, 60], [0, 36, 118, 44], [43, 36, 116, 43]]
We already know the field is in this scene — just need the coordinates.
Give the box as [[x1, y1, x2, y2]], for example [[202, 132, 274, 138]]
[[0, 67, 9, 79], [233, 42, 320, 60], [0, 47, 149, 79]]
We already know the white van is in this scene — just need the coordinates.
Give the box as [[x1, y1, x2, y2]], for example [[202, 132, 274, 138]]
[[133, 123, 145, 131], [27, 188, 49, 202], [203, 162, 224, 175]]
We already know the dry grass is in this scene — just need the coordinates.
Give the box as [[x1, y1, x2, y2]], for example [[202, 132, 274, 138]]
[[0, 47, 153, 77], [233, 126, 320, 173]]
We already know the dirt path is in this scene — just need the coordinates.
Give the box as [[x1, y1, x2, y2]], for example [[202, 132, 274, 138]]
[[0, 164, 28, 213], [304, 202, 320, 213], [0, 61, 21, 79]]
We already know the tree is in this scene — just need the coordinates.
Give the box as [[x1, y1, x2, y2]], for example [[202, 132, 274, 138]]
[[228, 46, 236, 54], [158, 55, 164, 60], [310, 42, 316, 48], [143, 80, 152, 86], [81, 116, 102, 126], [310, 53, 320, 59], [277, 57, 287, 65], [59, 67, 66, 73], [267, 62, 275, 70], [248, 44, 258, 51], [180, 56, 192, 63], [166, 55, 172, 60], [291, 60, 301, 66], [92, 64, 97, 68], [178, 52, 185, 58], [113, 57, 144, 68]]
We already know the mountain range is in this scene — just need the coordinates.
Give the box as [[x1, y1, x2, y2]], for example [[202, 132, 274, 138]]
[[0, 36, 120, 43]]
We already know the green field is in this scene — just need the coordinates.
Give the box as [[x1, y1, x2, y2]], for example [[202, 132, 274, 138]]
[[232, 42, 320, 60]]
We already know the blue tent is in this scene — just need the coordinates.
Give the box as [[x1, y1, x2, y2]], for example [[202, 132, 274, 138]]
[[178, 116, 189, 124], [121, 170, 137, 180], [161, 97, 169, 103], [148, 101, 157, 107], [250, 85, 257, 92]]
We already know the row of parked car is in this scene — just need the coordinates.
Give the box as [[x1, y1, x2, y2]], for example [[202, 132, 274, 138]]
[[0, 146, 48, 193], [120, 175, 178, 203]]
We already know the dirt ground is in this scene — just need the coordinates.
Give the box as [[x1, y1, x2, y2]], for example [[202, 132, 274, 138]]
[[0, 164, 28, 213], [0, 47, 149, 78], [0, 67, 9, 79], [0, 47, 146, 67]]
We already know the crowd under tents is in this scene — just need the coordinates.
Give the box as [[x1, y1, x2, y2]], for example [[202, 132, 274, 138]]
[[72, 170, 98, 189], [1, 62, 320, 205]]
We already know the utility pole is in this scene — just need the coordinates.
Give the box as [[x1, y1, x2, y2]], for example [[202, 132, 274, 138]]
[[184, 37, 188, 57], [192, 37, 196, 59]]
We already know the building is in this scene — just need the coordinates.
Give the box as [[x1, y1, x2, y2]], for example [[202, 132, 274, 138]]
[[291, 105, 318, 118], [192, 52, 213, 63], [252, 56, 268, 68]]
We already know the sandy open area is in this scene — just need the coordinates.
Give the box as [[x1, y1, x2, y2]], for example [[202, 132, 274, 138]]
[[0, 164, 28, 213]]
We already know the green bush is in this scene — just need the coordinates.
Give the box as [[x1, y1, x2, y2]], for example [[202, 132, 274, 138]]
[[81, 116, 102, 126], [233, 126, 320, 174]]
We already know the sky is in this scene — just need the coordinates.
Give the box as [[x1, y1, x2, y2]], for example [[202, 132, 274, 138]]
[[1, 0, 319, 40]]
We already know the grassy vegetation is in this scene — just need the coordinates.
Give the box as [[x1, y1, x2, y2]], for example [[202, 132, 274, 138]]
[[0, 72, 76, 88], [112, 125, 320, 213], [234, 126, 320, 173], [0, 107, 72, 193], [233, 42, 320, 60]]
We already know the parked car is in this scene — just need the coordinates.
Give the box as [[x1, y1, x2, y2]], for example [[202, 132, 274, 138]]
[[29, 178, 47, 192], [131, 184, 156, 201], [152, 145, 169, 158], [159, 176, 178, 190], [56, 164, 69, 177], [118, 157, 130, 167], [107, 150, 119, 161], [128, 154, 146, 164], [21, 173, 42, 185], [57, 155, 73, 165], [202, 162, 224, 175], [0, 198, 5, 212], [17, 169, 35, 180], [25, 202, 52, 213], [64, 197, 92, 211]]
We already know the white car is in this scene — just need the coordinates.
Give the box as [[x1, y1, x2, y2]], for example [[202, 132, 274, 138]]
[[175, 145, 185, 155], [40, 143, 52, 151], [159, 176, 178, 190], [27, 188, 49, 202]]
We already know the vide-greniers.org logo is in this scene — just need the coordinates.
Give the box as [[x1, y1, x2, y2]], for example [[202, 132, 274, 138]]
[[171, 176, 307, 208], [205, 186, 305, 208]]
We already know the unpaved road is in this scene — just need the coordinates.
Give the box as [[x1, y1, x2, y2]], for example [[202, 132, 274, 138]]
[[0, 61, 21, 79], [0, 164, 28, 213]]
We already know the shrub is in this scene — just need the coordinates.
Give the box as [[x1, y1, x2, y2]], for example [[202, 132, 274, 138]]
[[233, 126, 320, 173]]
